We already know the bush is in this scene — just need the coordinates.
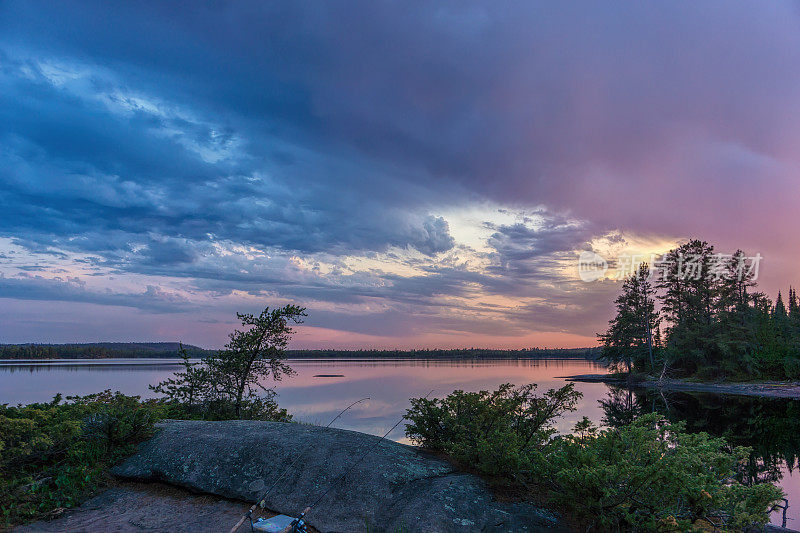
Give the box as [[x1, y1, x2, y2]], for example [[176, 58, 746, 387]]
[[782, 357, 800, 380], [406, 385, 783, 532], [158, 389, 292, 422], [150, 349, 292, 422], [405, 383, 581, 479], [0, 391, 161, 527], [150, 305, 304, 420], [547, 414, 782, 531]]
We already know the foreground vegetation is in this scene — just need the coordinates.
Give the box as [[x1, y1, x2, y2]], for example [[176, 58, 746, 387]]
[[601, 239, 800, 381], [406, 383, 783, 532], [601, 386, 800, 498], [0, 392, 291, 528], [0, 391, 159, 526], [1, 305, 304, 527]]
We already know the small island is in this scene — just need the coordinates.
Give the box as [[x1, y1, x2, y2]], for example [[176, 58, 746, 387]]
[[594, 240, 800, 395]]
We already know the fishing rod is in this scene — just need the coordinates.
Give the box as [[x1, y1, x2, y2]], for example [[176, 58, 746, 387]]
[[229, 397, 370, 533], [278, 390, 435, 533]]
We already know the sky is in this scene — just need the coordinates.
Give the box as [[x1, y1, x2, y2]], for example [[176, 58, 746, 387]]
[[1, 1, 799, 349]]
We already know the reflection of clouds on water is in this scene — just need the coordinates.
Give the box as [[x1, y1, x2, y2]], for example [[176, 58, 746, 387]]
[[265, 358, 610, 441], [0, 357, 793, 525], [0, 356, 608, 441]]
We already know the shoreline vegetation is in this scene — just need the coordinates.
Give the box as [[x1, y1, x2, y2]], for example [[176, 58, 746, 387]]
[[599, 239, 800, 384], [1, 306, 789, 531], [565, 373, 800, 399], [0, 343, 601, 360], [404, 384, 784, 531]]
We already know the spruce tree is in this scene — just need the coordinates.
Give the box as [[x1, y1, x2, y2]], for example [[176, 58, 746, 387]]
[[788, 287, 800, 335], [599, 263, 660, 374], [713, 250, 757, 376], [774, 291, 788, 321], [773, 291, 791, 342], [656, 240, 717, 375]]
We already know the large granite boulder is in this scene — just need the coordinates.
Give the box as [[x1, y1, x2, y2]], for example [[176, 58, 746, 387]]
[[113, 420, 564, 533]]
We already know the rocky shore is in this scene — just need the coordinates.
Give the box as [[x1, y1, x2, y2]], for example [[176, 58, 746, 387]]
[[13, 481, 256, 533], [564, 374, 800, 399], [15, 419, 797, 533], [106, 420, 563, 532]]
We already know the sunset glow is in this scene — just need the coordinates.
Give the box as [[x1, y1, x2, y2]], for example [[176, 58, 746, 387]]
[[1, 2, 798, 348]]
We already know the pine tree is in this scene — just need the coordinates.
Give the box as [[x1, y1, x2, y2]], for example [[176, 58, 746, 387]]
[[656, 240, 717, 375], [599, 263, 660, 374], [788, 287, 800, 335], [774, 291, 788, 321], [773, 291, 791, 341], [713, 250, 758, 375]]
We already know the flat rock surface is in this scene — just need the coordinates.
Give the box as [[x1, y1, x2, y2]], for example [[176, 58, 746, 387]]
[[112, 420, 564, 533], [13, 481, 255, 533]]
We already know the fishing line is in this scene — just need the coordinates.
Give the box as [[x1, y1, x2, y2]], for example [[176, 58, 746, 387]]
[[228, 396, 370, 533], [304, 389, 435, 514]]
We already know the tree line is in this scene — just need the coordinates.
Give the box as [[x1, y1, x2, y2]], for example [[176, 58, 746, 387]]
[[0, 344, 602, 360], [285, 347, 601, 359], [0, 342, 214, 360], [600, 239, 800, 380]]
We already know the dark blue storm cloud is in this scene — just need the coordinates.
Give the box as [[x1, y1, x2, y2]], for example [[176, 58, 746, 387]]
[[1, 1, 799, 346]]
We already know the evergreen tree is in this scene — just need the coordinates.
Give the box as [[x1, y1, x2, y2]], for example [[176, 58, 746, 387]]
[[788, 288, 799, 316], [713, 250, 758, 375], [599, 263, 659, 373], [787, 287, 800, 335], [774, 291, 788, 321], [772, 290, 792, 344], [656, 240, 717, 375]]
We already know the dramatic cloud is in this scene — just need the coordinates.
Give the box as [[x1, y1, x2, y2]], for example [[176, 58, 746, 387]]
[[0, 1, 797, 347]]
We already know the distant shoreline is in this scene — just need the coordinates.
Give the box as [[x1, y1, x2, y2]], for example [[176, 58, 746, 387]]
[[0, 343, 602, 361], [564, 373, 800, 399]]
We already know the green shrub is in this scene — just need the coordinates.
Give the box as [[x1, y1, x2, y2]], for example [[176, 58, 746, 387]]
[[1, 370, 295, 529], [405, 383, 581, 479], [547, 414, 782, 531], [406, 385, 783, 532], [150, 306, 304, 420], [782, 357, 800, 380], [158, 389, 292, 422], [0, 391, 161, 527]]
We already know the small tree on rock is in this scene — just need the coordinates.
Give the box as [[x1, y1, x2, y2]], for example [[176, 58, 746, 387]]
[[151, 304, 306, 420], [210, 305, 306, 418]]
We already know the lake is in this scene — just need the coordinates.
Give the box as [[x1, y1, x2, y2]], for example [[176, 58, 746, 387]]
[[1, 357, 796, 527]]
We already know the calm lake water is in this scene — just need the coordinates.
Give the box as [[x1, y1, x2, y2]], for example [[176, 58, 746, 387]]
[[1, 357, 797, 527]]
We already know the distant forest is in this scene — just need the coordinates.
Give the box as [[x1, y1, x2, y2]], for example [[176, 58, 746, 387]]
[[285, 347, 601, 359], [0, 342, 215, 360], [0, 343, 601, 360]]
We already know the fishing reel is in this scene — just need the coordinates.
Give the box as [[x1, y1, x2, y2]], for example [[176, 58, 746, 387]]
[[283, 507, 310, 533], [286, 516, 309, 533], [251, 507, 310, 533]]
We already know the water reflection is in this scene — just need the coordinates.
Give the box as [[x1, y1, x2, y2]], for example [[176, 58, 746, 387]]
[[0, 357, 610, 437], [1, 358, 794, 526], [599, 386, 800, 527]]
